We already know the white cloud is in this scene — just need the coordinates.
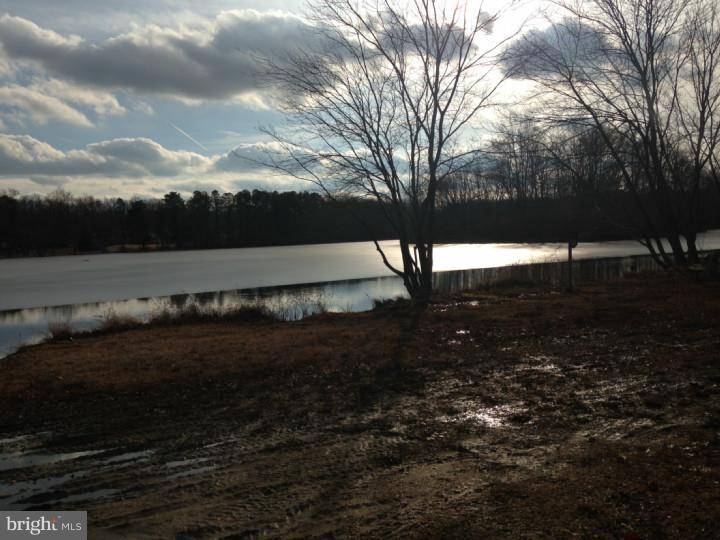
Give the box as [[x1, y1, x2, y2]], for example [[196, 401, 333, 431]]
[[0, 133, 313, 196], [0, 84, 93, 127], [0, 10, 318, 102], [0, 134, 212, 177], [0, 53, 10, 76], [33, 79, 126, 117], [0, 133, 295, 177], [0, 71, 128, 128], [88, 137, 211, 176], [214, 141, 292, 172]]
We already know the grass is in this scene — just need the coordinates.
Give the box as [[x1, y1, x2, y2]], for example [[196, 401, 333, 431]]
[[486, 277, 538, 290], [43, 293, 330, 344], [146, 303, 277, 326], [98, 309, 142, 332], [262, 290, 329, 321], [47, 321, 74, 341], [371, 296, 410, 310]]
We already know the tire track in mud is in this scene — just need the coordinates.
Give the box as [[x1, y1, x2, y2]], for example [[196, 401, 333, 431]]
[[0, 360, 614, 536], [84, 359, 569, 538]]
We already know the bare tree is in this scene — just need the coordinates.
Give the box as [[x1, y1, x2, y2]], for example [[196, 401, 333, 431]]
[[504, 0, 720, 267], [258, 0, 517, 301], [437, 167, 501, 205], [678, 1, 720, 201], [485, 118, 560, 202]]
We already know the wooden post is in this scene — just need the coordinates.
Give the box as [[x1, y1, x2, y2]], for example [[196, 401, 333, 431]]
[[568, 240, 573, 292], [568, 232, 578, 292]]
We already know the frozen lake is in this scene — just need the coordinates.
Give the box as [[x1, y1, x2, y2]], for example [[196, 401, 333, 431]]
[[3, 231, 720, 311], [1, 231, 719, 358]]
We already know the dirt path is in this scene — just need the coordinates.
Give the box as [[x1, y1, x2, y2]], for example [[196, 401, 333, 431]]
[[1, 276, 720, 538]]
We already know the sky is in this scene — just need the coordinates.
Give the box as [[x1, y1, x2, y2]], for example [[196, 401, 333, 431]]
[[0, 0, 537, 199]]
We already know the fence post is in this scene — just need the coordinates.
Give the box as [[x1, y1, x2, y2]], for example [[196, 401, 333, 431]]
[[568, 232, 578, 292]]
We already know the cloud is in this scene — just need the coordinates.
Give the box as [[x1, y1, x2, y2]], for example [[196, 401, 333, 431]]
[[214, 141, 292, 172], [0, 133, 295, 179], [0, 10, 317, 102], [501, 19, 607, 79], [34, 79, 126, 117], [88, 138, 211, 176], [0, 132, 314, 197], [0, 54, 10, 76], [0, 134, 97, 176], [0, 84, 93, 127], [0, 8, 497, 117], [0, 134, 212, 177], [0, 79, 129, 128]]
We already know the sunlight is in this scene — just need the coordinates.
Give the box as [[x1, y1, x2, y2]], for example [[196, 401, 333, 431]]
[[433, 243, 542, 271]]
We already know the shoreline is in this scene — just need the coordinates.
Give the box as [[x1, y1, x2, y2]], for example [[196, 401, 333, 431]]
[[0, 232, 644, 261], [3, 248, 718, 360], [5, 229, 720, 261], [1, 275, 720, 537]]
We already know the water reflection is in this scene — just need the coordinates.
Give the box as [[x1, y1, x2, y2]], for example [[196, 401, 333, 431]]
[[0, 449, 105, 473], [432, 251, 664, 293], [0, 253, 673, 359]]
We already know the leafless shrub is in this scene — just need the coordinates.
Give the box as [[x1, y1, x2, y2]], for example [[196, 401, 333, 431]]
[[47, 321, 74, 341], [147, 302, 278, 325], [97, 309, 141, 332]]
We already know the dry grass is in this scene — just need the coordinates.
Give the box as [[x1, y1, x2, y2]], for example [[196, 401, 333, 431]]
[[47, 321, 74, 340]]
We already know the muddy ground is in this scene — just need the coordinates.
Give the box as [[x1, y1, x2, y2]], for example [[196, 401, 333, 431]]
[[1, 274, 720, 539]]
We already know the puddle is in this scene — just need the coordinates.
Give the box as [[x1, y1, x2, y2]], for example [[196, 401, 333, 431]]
[[164, 457, 211, 469], [433, 300, 480, 312], [0, 447, 153, 510], [532, 363, 560, 373], [0, 432, 54, 452], [167, 465, 218, 481], [56, 488, 119, 505], [456, 405, 517, 427], [0, 434, 38, 446], [511, 355, 563, 375], [525, 364, 560, 373], [577, 376, 649, 404], [98, 450, 154, 465], [0, 450, 105, 472], [440, 403, 525, 428], [12, 485, 120, 510], [0, 443, 156, 509], [0, 470, 89, 509]]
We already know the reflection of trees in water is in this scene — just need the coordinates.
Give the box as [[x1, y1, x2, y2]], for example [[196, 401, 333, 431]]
[[434, 255, 666, 292], [192, 291, 217, 307], [261, 287, 329, 321], [215, 290, 242, 308], [168, 294, 191, 309]]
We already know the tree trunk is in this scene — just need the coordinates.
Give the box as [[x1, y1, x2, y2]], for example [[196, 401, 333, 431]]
[[666, 233, 687, 266], [567, 240, 574, 292], [685, 232, 699, 265]]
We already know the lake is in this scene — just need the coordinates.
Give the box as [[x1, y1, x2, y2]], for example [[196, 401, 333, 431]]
[[2, 231, 719, 357]]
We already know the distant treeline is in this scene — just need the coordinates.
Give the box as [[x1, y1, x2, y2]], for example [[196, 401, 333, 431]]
[[1, 188, 719, 257]]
